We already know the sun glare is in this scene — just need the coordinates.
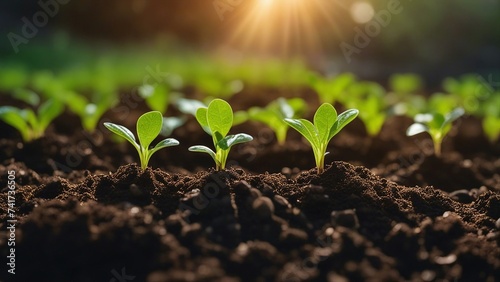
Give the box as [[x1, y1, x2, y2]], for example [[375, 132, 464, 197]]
[[225, 0, 346, 56], [350, 1, 375, 24]]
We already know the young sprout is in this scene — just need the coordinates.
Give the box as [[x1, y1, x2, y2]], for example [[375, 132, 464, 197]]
[[389, 73, 423, 96], [481, 95, 500, 143], [189, 99, 253, 171], [345, 90, 386, 137], [406, 108, 465, 156], [138, 82, 182, 114], [309, 73, 356, 104], [104, 111, 180, 170], [64, 92, 117, 132], [0, 99, 64, 142], [248, 98, 307, 144], [284, 103, 359, 174]]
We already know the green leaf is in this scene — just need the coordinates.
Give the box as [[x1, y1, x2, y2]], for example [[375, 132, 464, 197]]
[[161, 116, 186, 137], [207, 99, 233, 138], [137, 111, 163, 149], [284, 118, 319, 147], [188, 145, 217, 161], [139, 84, 170, 113], [104, 122, 139, 149], [12, 89, 40, 106], [0, 106, 29, 141], [37, 99, 64, 132], [277, 98, 294, 119], [443, 107, 465, 127], [176, 98, 206, 115], [150, 138, 180, 154], [314, 103, 337, 143], [329, 109, 359, 140], [218, 133, 253, 150], [195, 107, 210, 134], [483, 116, 500, 142], [233, 111, 248, 126], [406, 123, 429, 136]]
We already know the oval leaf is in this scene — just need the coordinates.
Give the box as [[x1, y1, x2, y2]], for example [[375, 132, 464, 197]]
[[314, 103, 337, 143], [0, 106, 29, 140], [329, 109, 359, 140], [284, 118, 319, 148], [104, 122, 138, 148], [443, 107, 465, 127], [188, 145, 216, 161], [218, 133, 253, 150], [137, 111, 163, 149], [195, 107, 210, 134], [406, 123, 429, 136], [207, 99, 233, 138], [150, 138, 180, 154], [161, 116, 186, 137], [38, 99, 64, 131]]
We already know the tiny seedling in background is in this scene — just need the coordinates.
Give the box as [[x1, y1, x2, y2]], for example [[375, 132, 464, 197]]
[[406, 108, 465, 156], [309, 72, 356, 104], [138, 81, 183, 114], [0, 98, 64, 142], [64, 92, 118, 132], [189, 99, 253, 171], [175, 97, 248, 126], [389, 73, 423, 96], [249, 98, 307, 144], [104, 111, 180, 169], [481, 94, 500, 143], [284, 103, 359, 174], [350, 95, 386, 137]]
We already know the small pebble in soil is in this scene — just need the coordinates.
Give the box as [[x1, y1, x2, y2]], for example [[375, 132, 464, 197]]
[[281, 167, 292, 178], [250, 188, 262, 199], [496, 218, 500, 230], [252, 197, 275, 220], [273, 195, 291, 209], [331, 209, 360, 229], [280, 227, 308, 245], [233, 181, 251, 194], [434, 254, 457, 265], [306, 184, 325, 194], [448, 189, 473, 203], [420, 270, 436, 281], [129, 184, 142, 196]]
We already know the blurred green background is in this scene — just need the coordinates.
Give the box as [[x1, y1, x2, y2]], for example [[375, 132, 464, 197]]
[[1, 0, 500, 84]]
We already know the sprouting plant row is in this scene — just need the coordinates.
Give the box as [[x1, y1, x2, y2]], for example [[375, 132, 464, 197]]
[[103, 99, 359, 174], [1, 92, 468, 174], [2, 69, 498, 145]]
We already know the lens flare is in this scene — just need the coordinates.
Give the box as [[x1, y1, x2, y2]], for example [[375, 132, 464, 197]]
[[224, 0, 349, 57]]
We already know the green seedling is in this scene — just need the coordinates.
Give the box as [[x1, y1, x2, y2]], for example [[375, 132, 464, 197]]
[[0, 99, 64, 142], [347, 95, 386, 137], [310, 73, 356, 104], [426, 93, 460, 116], [481, 94, 500, 142], [406, 108, 465, 156], [161, 116, 186, 137], [442, 75, 486, 114], [138, 79, 183, 113], [104, 111, 180, 169], [284, 103, 359, 174], [189, 99, 253, 171], [176, 97, 248, 126], [389, 73, 423, 96], [249, 98, 307, 144], [57, 91, 117, 132], [0, 67, 28, 91]]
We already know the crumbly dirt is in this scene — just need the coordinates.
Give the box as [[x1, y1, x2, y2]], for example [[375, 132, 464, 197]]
[[0, 93, 499, 281]]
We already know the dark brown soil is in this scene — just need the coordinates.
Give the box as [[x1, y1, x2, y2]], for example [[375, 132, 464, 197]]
[[0, 91, 499, 281]]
